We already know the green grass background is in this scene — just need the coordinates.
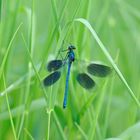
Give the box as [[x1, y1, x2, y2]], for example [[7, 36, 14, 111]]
[[0, 0, 140, 140]]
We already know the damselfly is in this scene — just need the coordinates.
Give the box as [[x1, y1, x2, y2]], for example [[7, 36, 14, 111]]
[[43, 45, 112, 108]]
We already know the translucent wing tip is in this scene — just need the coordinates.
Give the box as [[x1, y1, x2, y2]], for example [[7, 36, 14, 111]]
[[43, 71, 61, 86], [76, 73, 95, 89], [47, 60, 63, 72], [87, 63, 112, 77]]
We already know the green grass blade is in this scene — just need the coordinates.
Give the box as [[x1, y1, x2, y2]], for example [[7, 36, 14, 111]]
[[74, 18, 140, 108], [103, 50, 120, 138], [40, 0, 69, 71], [0, 23, 22, 79], [75, 122, 88, 140], [53, 111, 67, 140], [119, 121, 140, 139], [88, 79, 109, 140], [0, 63, 41, 97], [24, 128, 34, 140], [78, 92, 97, 117], [21, 34, 48, 101], [0, 0, 2, 21], [0, 98, 46, 121], [46, 109, 53, 140], [3, 74, 17, 140]]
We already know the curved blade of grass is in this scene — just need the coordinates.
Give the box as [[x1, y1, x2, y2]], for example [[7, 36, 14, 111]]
[[0, 63, 41, 97], [78, 91, 97, 118], [119, 121, 140, 139], [0, 23, 22, 79], [105, 122, 140, 139], [0, 98, 46, 120], [23, 10, 50, 136], [24, 128, 34, 140], [40, 0, 69, 71], [53, 111, 67, 140], [21, 34, 48, 101], [6, 0, 21, 47], [75, 122, 88, 140], [3, 74, 17, 140], [54, 106, 67, 128], [103, 50, 120, 138], [88, 79, 109, 140], [46, 109, 52, 140], [74, 18, 140, 108]]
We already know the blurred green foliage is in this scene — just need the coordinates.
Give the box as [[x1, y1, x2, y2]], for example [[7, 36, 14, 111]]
[[0, 0, 140, 140]]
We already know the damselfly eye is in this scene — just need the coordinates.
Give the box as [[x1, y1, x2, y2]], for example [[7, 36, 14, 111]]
[[68, 45, 76, 50]]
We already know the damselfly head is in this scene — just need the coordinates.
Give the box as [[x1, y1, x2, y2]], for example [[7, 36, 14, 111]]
[[68, 45, 76, 50]]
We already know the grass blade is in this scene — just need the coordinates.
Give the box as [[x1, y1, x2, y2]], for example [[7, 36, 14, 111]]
[[74, 18, 140, 108], [0, 23, 22, 79], [3, 74, 17, 140]]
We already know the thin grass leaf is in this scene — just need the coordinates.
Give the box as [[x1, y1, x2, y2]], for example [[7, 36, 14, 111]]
[[46, 109, 53, 140], [54, 106, 67, 129], [0, 98, 46, 121], [53, 111, 67, 140], [20, 3, 36, 139], [3, 74, 17, 140], [0, 0, 2, 21], [88, 79, 109, 140], [74, 18, 140, 108], [40, 0, 69, 71], [119, 121, 140, 139], [78, 91, 97, 117], [21, 34, 48, 101], [75, 122, 88, 140], [0, 63, 41, 97], [103, 50, 120, 139], [0, 23, 22, 79], [24, 128, 34, 140]]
